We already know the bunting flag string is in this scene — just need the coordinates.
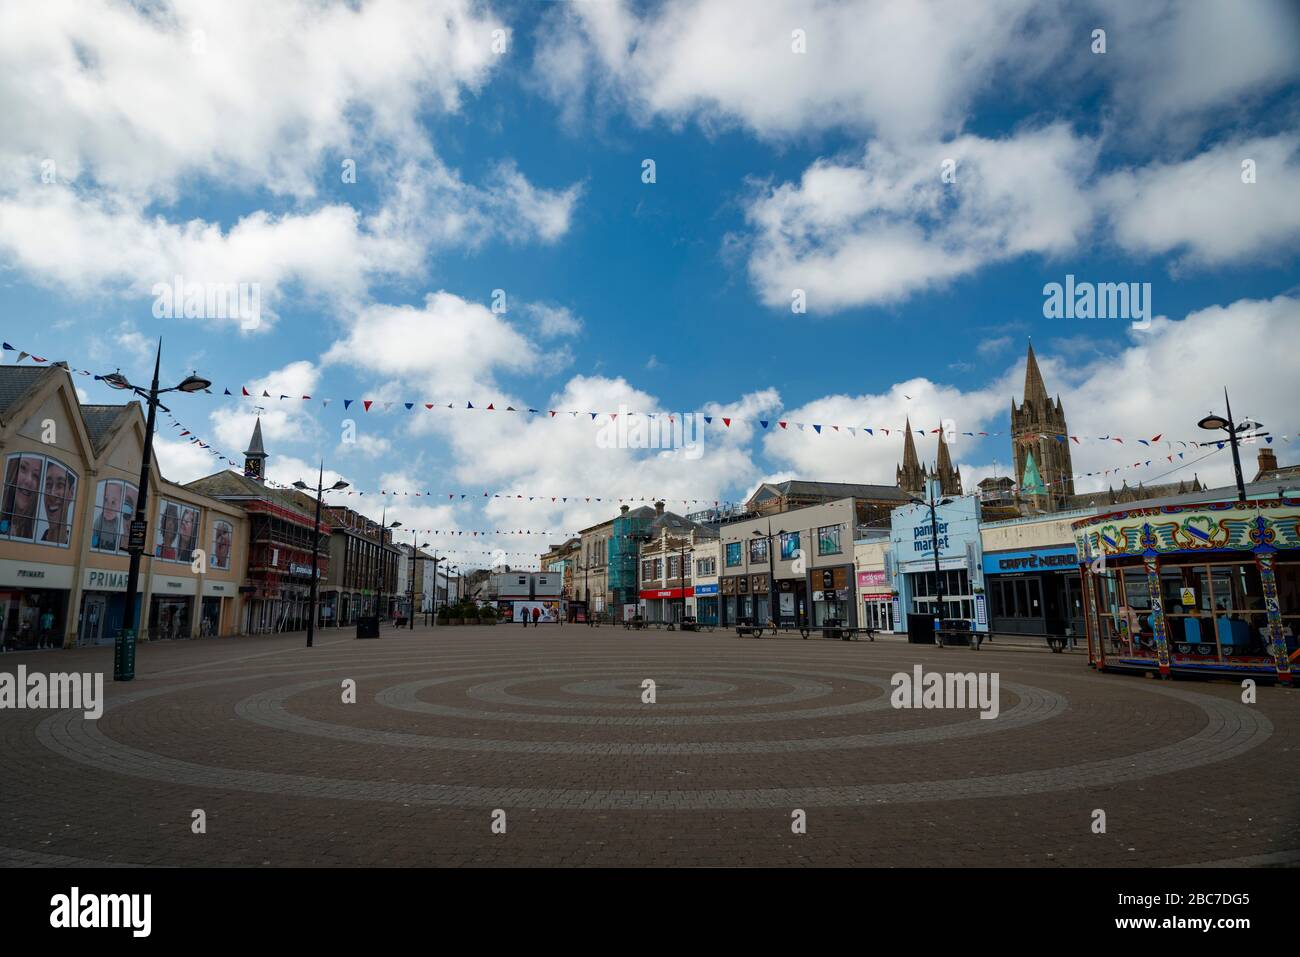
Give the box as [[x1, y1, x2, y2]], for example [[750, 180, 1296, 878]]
[[9, 341, 1286, 450]]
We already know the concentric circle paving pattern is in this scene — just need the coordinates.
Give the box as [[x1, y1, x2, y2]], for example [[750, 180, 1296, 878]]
[[3, 628, 1293, 866]]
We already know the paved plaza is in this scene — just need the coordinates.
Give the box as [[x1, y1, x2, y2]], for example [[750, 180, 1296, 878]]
[[1, 625, 1297, 867]]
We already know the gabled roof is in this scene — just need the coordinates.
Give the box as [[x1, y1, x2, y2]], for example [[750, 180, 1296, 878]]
[[79, 404, 135, 455], [185, 468, 316, 520], [0, 366, 58, 419]]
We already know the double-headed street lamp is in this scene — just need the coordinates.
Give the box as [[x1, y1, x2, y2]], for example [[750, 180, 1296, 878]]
[[99, 341, 210, 681], [910, 493, 953, 642], [293, 464, 348, 648], [1198, 388, 1269, 504]]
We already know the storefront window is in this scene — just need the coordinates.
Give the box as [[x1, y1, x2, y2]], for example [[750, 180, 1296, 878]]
[[1, 452, 78, 547], [0, 588, 68, 650]]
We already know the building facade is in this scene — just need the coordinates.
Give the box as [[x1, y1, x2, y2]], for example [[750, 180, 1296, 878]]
[[636, 523, 718, 624], [854, 534, 894, 632], [319, 504, 401, 625], [888, 480, 987, 637], [718, 497, 863, 628], [0, 366, 248, 649], [186, 420, 328, 634]]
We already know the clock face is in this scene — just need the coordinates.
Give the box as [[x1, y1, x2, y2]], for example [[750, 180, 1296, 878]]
[[245, 459, 263, 479]]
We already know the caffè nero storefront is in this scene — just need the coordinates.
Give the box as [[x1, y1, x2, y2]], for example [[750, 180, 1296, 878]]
[[981, 545, 1085, 639], [1073, 496, 1299, 684]]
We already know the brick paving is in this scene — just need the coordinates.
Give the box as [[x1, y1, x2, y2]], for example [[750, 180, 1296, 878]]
[[1, 624, 1297, 867]]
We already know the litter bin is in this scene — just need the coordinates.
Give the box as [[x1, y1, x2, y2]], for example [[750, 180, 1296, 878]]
[[907, 613, 938, 644], [939, 618, 973, 646], [356, 616, 380, 639]]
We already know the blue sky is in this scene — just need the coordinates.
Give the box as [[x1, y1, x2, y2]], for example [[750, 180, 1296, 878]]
[[3, 0, 1299, 567]]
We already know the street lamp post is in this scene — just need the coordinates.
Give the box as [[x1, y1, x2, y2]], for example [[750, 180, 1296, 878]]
[[751, 521, 786, 627], [99, 341, 210, 681], [910, 492, 953, 644], [407, 533, 429, 630], [293, 464, 349, 648], [1198, 388, 1269, 504], [371, 506, 401, 622]]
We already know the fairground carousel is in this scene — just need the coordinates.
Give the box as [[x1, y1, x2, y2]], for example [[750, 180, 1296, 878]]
[[1073, 495, 1299, 685]]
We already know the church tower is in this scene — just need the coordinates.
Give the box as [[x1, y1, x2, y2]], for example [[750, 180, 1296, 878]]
[[896, 418, 963, 498], [243, 417, 268, 485], [1011, 342, 1074, 511], [934, 429, 963, 497], [896, 417, 926, 497]]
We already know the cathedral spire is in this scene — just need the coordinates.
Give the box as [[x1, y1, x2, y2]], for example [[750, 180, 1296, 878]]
[[1023, 340, 1050, 409], [901, 416, 920, 473], [896, 416, 926, 496], [935, 429, 962, 496]]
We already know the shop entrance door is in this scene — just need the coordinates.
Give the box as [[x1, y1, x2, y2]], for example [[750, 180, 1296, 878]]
[[80, 594, 108, 645]]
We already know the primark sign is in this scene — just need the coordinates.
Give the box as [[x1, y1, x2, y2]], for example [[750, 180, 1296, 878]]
[[85, 569, 129, 591]]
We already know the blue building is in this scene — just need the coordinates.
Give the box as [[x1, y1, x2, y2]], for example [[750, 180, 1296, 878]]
[[888, 479, 987, 635]]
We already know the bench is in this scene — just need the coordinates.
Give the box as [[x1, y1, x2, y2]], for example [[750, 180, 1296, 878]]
[[679, 618, 715, 633]]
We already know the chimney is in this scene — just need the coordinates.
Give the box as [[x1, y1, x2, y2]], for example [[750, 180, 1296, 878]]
[[654, 500, 665, 516], [1257, 446, 1278, 478]]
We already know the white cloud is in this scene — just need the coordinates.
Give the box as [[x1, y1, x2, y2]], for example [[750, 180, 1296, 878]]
[[0, 2, 580, 323], [208, 360, 322, 456], [1089, 0, 1300, 138], [152, 436, 229, 486], [0, 0, 504, 202], [322, 291, 541, 397], [745, 125, 1097, 311], [1048, 295, 1300, 493], [523, 302, 583, 338], [1099, 133, 1300, 268], [761, 378, 1013, 484], [532, 0, 1059, 142]]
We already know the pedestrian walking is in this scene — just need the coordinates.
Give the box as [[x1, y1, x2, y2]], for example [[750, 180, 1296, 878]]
[[531, 606, 541, 628]]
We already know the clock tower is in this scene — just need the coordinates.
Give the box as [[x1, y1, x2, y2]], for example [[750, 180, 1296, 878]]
[[243, 417, 268, 485]]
